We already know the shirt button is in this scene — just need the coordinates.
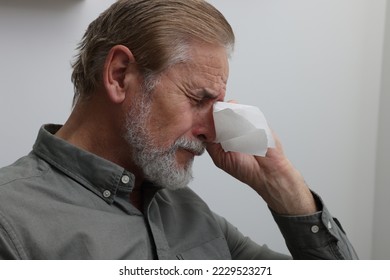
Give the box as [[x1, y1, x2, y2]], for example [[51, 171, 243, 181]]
[[311, 225, 320, 233], [103, 190, 111, 198], [121, 175, 130, 184]]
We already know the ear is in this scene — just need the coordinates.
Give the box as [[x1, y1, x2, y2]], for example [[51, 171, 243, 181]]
[[103, 45, 137, 104]]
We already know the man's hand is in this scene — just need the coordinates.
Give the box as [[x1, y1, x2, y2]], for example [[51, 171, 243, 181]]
[[206, 132, 317, 215]]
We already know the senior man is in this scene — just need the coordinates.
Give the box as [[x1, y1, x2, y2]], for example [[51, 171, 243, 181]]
[[0, 0, 357, 259]]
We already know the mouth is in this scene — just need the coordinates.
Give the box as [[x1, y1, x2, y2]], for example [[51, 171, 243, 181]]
[[182, 148, 202, 157], [173, 137, 206, 158]]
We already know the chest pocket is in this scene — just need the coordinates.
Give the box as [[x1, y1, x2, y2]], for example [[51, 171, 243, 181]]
[[176, 236, 231, 260]]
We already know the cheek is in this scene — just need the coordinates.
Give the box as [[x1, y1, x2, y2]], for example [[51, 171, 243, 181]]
[[149, 107, 195, 143], [166, 113, 194, 137]]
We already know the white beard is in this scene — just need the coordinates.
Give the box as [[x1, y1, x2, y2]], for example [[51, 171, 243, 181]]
[[124, 95, 205, 190]]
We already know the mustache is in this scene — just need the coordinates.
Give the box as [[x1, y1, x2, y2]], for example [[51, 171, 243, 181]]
[[171, 137, 206, 156]]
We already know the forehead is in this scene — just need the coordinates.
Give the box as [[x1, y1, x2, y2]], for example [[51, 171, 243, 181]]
[[187, 43, 229, 82], [165, 43, 229, 92]]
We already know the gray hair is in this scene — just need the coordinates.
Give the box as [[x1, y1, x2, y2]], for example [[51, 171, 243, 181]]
[[71, 0, 235, 105]]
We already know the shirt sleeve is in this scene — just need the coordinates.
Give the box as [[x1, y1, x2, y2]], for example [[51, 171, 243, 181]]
[[214, 191, 358, 260], [270, 191, 359, 259], [213, 213, 291, 260]]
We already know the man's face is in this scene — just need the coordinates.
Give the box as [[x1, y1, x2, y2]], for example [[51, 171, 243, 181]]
[[125, 44, 229, 190]]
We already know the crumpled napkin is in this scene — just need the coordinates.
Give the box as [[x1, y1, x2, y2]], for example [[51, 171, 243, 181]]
[[213, 102, 275, 156]]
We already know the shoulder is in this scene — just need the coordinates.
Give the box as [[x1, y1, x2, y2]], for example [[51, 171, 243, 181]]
[[0, 154, 48, 260], [0, 153, 51, 218], [0, 153, 49, 190]]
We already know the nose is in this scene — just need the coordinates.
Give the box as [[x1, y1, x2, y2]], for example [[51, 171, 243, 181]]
[[192, 108, 216, 143]]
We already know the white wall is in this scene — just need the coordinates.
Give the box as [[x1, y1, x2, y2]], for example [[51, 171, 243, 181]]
[[372, 0, 390, 260], [0, 0, 387, 259]]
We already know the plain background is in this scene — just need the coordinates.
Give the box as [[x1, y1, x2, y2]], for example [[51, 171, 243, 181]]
[[0, 0, 389, 259]]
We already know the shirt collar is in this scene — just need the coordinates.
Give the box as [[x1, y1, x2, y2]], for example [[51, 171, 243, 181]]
[[32, 124, 135, 204]]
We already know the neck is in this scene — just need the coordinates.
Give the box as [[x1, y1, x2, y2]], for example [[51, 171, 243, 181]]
[[58, 95, 128, 159], [56, 96, 146, 209]]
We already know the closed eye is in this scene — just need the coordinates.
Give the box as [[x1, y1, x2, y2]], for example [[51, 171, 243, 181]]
[[194, 89, 219, 106]]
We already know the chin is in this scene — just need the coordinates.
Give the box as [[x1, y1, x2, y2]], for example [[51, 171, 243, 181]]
[[176, 151, 196, 168], [153, 162, 194, 191]]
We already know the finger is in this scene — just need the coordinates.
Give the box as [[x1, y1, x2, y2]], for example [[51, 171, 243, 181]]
[[206, 142, 224, 160], [227, 99, 238, 104]]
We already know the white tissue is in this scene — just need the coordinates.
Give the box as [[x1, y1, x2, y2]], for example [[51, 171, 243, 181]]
[[213, 102, 275, 156]]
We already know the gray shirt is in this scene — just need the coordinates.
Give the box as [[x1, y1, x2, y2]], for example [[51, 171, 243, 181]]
[[0, 124, 358, 259]]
